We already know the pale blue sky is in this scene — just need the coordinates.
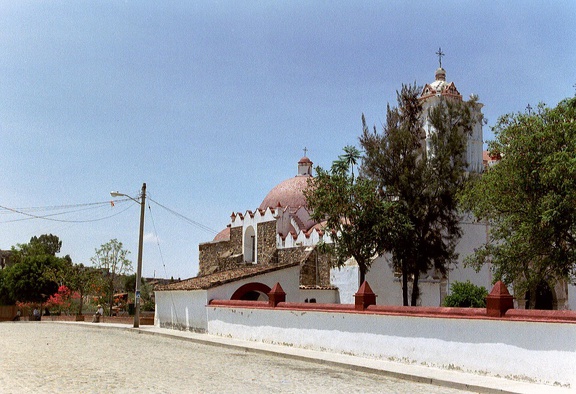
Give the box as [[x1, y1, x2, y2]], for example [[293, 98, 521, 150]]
[[1, 1, 574, 279]]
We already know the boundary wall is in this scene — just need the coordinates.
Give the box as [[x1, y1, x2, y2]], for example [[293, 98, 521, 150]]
[[206, 282, 576, 388]]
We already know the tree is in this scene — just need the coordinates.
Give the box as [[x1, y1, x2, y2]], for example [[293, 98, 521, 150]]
[[0, 269, 15, 305], [305, 147, 410, 284], [11, 234, 63, 264], [461, 97, 576, 309], [90, 239, 133, 316], [63, 262, 100, 315], [4, 254, 64, 305], [361, 84, 479, 305], [3, 234, 68, 309]]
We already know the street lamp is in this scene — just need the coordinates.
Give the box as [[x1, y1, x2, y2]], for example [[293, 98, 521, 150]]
[[110, 182, 146, 328]]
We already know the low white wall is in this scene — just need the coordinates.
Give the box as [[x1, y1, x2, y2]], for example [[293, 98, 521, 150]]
[[207, 306, 576, 387], [298, 289, 338, 304], [155, 290, 208, 331], [155, 265, 314, 331]]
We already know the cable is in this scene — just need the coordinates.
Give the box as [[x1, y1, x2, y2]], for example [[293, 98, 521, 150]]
[[148, 197, 218, 235], [145, 201, 180, 324], [0, 200, 133, 223]]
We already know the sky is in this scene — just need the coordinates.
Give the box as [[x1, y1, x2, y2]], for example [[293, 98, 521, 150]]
[[0, 1, 574, 279]]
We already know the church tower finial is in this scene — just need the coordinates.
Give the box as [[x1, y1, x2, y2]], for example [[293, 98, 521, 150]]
[[436, 47, 445, 69]]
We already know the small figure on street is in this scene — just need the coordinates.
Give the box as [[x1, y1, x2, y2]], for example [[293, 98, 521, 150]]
[[92, 304, 104, 323], [33, 308, 41, 321], [12, 309, 21, 321]]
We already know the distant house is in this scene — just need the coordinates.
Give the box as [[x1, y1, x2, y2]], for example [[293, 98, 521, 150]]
[[0, 250, 12, 270]]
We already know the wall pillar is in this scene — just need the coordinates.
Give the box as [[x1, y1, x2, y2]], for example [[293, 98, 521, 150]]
[[486, 281, 514, 317], [354, 281, 377, 311], [268, 282, 286, 307]]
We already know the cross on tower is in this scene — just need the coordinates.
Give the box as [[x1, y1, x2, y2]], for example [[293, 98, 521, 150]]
[[303, 147, 308, 157], [436, 47, 445, 68]]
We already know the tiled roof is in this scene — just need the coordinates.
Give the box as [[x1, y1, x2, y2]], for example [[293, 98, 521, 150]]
[[299, 285, 338, 290], [156, 262, 300, 291]]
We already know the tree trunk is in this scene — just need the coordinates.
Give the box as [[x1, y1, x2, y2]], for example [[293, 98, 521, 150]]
[[402, 261, 409, 306], [410, 271, 420, 306], [359, 266, 366, 288], [78, 290, 84, 315], [527, 283, 538, 310]]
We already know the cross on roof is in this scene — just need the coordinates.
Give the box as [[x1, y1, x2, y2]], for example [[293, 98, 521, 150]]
[[303, 147, 308, 157], [436, 47, 445, 68]]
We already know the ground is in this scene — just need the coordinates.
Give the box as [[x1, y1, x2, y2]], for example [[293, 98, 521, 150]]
[[0, 322, 474, 393]]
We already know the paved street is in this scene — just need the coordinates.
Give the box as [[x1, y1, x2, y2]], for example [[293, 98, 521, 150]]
[[0, 322, 475, 394]]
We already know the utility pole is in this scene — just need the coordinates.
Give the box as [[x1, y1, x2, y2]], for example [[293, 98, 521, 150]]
[[134, 182, 146, 328]]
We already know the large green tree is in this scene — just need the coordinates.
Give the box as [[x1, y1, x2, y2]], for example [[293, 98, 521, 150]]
[[5, 254, 64, 305], [10, 233, 63, 265], [0, 269, 15, 305], [305, 147, 409, 284], [461, 97, 576, 309], [361, 84, 479, 305], [3, 234, 68, 308], [91, 239, 133, 316]]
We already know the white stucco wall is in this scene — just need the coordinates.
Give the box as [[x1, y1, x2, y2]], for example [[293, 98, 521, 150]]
[[207, 306, 576, 387], [155, 290, 208, 331], [365, 255, 404, 306], [207, 266, 301, 302], [298, 289, 338, 304], [569, 283, 576, 310], [330, 263, 359, 304], [450, 219, 492, 290], [156, 265, 307, 331]]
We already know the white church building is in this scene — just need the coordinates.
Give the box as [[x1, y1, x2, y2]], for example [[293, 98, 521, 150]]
[[155, 66, 574, 332]]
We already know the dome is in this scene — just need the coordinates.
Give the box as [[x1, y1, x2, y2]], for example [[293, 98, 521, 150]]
[[213, 226, 230, 242], [259, 175, 311, 210]]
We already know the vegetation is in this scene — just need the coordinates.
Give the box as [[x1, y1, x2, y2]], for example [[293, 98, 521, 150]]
[[90, 239, 133, 316], [461, 97, 576, 309], [63, 262, 101, 315], [0, 268, 15, 305], [360, 84, 479, 305], [305, 146, 410, 284], [443, 280, 488, 308], [1, 235, 71, 309]]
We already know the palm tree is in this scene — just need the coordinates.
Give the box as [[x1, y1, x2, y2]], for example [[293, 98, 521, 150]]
[[338, 145, 361, 181]]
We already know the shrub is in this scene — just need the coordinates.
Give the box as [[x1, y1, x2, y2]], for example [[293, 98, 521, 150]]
[[443, 280, 488, 308]]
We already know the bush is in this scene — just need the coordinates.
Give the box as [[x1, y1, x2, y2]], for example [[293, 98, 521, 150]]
[[443, 280, 488, 308]]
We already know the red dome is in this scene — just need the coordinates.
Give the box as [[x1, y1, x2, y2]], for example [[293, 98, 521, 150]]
[[259, 175, 311, 210], [213, 226, 230, 242]]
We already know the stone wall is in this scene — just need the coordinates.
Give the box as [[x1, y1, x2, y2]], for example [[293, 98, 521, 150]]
[[274, 246, 333, 287], [298, 249, 332, 287], [198, 227, 244, 276], [257, 220, 278, 265]]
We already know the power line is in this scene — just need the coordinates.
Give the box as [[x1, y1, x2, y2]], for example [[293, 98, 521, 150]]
[[148, 197, 218, 235], [0, 200, 132, 223]]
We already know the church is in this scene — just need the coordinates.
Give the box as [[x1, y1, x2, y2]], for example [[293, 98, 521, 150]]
[[155, 64, 573, 331]]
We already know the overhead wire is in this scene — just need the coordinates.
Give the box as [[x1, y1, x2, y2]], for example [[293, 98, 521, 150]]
[[0, 200, 133, 223], [148, 197, 218, 235], [145, 197, 180, 323]]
